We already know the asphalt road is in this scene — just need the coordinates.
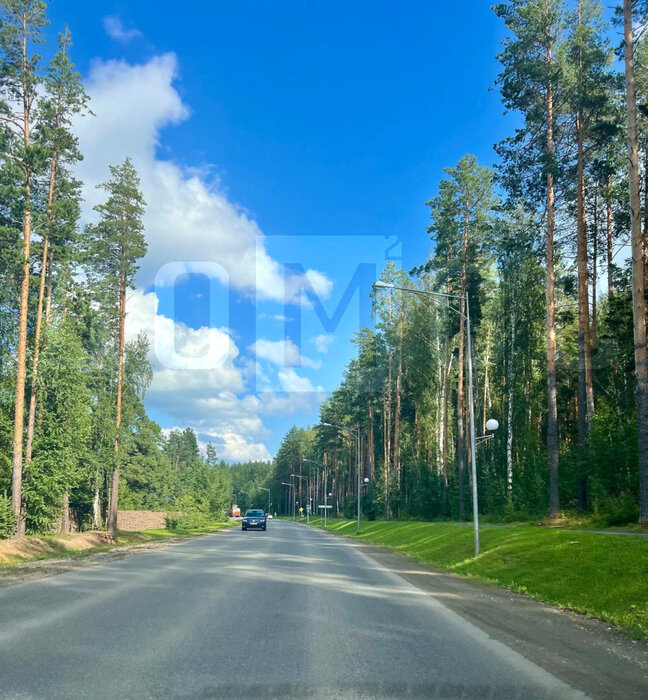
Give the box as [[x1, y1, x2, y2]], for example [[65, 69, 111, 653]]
[[0, 520, 637, 699]]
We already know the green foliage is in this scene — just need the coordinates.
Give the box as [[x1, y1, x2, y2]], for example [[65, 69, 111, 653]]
[[0, 491, 15, 538], [24, 323, 91, 533], [84, 157, 147, 295]]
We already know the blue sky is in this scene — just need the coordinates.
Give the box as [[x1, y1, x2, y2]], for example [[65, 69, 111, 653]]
[[47, 1, 519, 460]]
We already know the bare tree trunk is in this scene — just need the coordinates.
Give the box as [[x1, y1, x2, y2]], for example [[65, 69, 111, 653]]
[[92, 486, 102, 530], [368, 401, 374, 480], [45, 248, 53, 326], [394, 303, 404, 490], [606, 174, 614, 299], [456, 199, 470, 520], [12, 20, 34, 538], [383, 387, 391, 520], [576, 61, 595, 510], [25, 153, 58, 466], [644, 139, 648, 289], [546, 43, 560, 518], [623, 0, 648, 523], [60, 492, 70, 534], [592, 192, 598, 348], [482, 326, 492, 434], [108, 280, 127, 532], [437, 334, 445, 473], [442, 353, 451, 513], [457, 309, 466, 520], [507, 306, 516, 495]]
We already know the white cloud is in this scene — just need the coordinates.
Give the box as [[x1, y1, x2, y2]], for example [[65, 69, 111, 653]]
[[278, 368, 324, 393], [74, 53, 331, 303], [102, 16, 142, 43], [211, 432, 272, 462], [312, 333, 335, 353], [77, 54, 335, 460], [123, 290, 326, 459], [251, 338, 321, 369]]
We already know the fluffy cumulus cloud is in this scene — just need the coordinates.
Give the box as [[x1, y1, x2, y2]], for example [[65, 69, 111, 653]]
[[74, 53, 331, 302], [125, 291, 272, 460], [75, 53, 331, 460], [251, 338, 321, 369]]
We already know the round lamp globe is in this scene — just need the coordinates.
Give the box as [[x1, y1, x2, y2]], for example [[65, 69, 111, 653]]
[[485, 418, 499, 432]]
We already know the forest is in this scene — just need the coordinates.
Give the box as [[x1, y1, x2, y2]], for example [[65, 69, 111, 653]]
[[269, 0, 648, 526], [0, 1, 275, 538], [4, 0, 648, 538]]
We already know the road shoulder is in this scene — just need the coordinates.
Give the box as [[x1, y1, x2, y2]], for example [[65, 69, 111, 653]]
[[324, 528, 648, 699]]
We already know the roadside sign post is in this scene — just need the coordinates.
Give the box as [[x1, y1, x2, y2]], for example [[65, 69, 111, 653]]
[[324, 466, 327, 528]]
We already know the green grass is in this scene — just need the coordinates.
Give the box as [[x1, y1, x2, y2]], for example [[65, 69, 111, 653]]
[[0, 521, 235, 569], [138, 521, 235, 540], [306, 518, 648, 640]]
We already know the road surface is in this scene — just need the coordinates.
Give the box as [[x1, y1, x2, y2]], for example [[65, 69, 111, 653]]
[[0, 520, 644, 699]]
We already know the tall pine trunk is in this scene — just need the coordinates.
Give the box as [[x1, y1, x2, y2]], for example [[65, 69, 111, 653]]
[[108, 280, 127, 532], [546, 43, 560, 518], [367, 400, 374, 480], [606, 173, 614, 299], [383, 385, 391, 520], [507, 305, 516, 495], [576, 49, 595, 510], [456, 197, 470, 520], [623, 0, 648, 523], [441, 353, 451, 513], [12, 19, 34, 537], [482, 326, 491, 435], [592, 192, 598, 348], [25, 152, 59, 465], [60, 491, 70, 535], [394, 303, 404, 490]]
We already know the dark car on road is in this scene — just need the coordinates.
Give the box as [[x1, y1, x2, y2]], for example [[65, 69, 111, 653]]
[[242, 509, 267, 531]]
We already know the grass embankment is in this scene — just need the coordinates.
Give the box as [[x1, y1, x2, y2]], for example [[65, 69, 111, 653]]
[[308, 518, 648, 640], [0, 521, 234, 568]]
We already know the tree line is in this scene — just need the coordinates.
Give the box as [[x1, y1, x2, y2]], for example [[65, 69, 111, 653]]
[[269, 0, 648, 526], [0, 1, 249, 538]]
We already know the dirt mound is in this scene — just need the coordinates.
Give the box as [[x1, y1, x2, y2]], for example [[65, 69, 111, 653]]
[[0, 531, 119, 564]]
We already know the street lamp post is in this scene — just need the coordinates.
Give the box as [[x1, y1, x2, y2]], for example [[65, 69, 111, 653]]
[[281, 482, 295, 518], [291, 474, 310, 523], [259, 487, 270, 514], [304, 459, 328, 527], [374, 281, 483, 555], [322, 422, 362, 533]]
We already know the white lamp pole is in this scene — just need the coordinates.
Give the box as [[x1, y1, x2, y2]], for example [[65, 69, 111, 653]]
[[374, 281, 487, 556], [322, 423, 362, 533]]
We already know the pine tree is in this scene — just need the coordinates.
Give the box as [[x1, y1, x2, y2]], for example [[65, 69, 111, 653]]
[[494, 0, 566, 517], [426, 154, 493, 519], [0, 0, 48, 535], [85, 158, 146, 532], [565, 0, 611, 508], [25, 27, 88, 469], [622, 0, 648, 522]]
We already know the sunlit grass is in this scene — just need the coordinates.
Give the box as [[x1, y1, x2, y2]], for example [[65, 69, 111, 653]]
[[138, 521, 235, 539], [0, 521, 235, 568], [307, 518, 648, 639]]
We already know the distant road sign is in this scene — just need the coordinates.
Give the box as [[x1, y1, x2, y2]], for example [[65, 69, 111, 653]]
[[318, 505, 332, 509]]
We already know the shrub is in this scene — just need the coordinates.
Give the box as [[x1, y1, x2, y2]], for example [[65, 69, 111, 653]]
[[166, 494, 211, 530], [0, 492, 15, 539], [600, 492, 639, 527]]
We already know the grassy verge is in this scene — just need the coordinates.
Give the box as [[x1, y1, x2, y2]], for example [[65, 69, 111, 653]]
[[0, 521, 235, 568], [306, 518, 648, 640]]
